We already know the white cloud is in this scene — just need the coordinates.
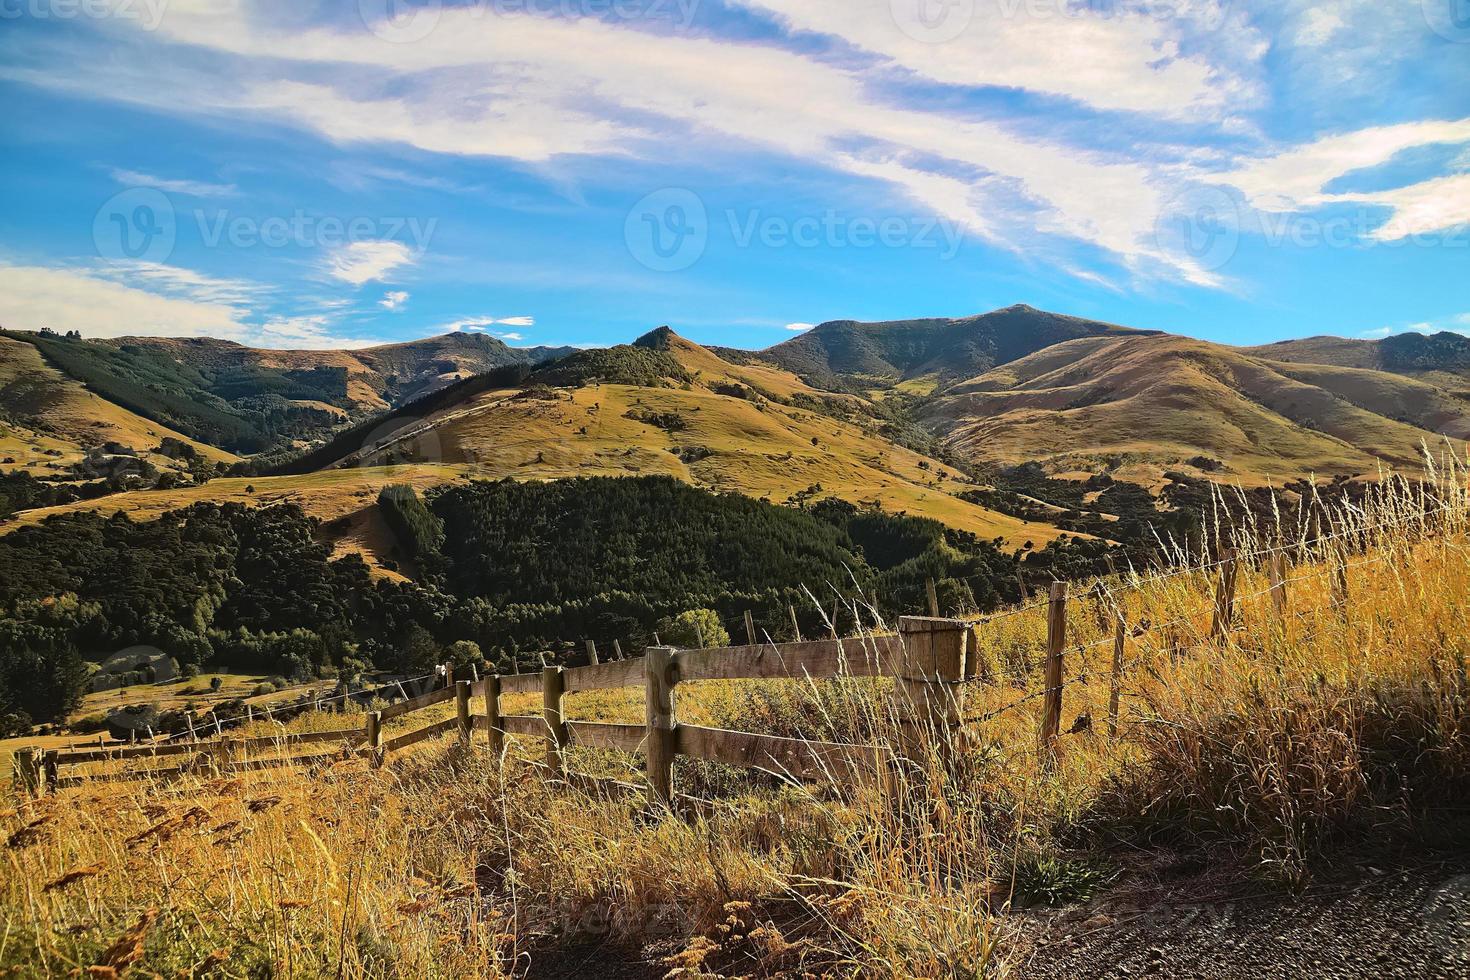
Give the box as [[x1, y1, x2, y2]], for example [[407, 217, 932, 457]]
[[379, 290, 410, 310], [326, 241, 415, 285], [254, 314, 379, 349], [78, 5, 1219, 283], [1221, 119, 1470, 213], [109, 168, 236, 198], [1296, 8, 1346, 46], [737, 0, 1252, 119], [496, 332, 525, 342], [1351, 173, 1470, 242], [785, 322, 815, 331], [446, 315, 535, 333], [0, 263, 251, 340]]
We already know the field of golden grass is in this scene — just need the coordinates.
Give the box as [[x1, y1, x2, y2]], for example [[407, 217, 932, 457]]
[[4, 465, 1468, 977]]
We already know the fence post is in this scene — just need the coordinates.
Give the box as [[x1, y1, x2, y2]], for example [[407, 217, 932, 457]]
[[14, 748, 41, 797], [365, 711, 382, 767], [43, 750, 59, 794], [1268, 553, 1288, 618], [644, 647, 677, 806], [443, 662, 454, 687], [1210, 548, 1238, 642], [893, 617, 971, 758], [484, 675, 503, 757], [542, 666, 568, 775], [455, 680, 472, 747], [586, 639, 600, 666], [613, 639, 625, 661], [744, 609, 757, 646], [1108, 613, 1125, 739], [1039, 582, 1067, 767], [788, 604, 803, 642], [926, 578, 940, 617]]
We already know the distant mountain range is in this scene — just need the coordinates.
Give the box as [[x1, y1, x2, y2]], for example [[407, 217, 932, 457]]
[[4, 306, 1467, 571]]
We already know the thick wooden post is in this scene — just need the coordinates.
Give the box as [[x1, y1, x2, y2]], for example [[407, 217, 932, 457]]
[[542, 666, 568, 774], [893, 617, 970, 757], [483, 675, 503, 756], [744, 609, 757, 646], [1040, 582, 1067, 766], [1268, 553, 1288, 618], [443, 662, 454, 687], [613, 639, 624, 661], [1210, 548, 1238, 642], [43, 750, 59, 794], [14, 748, 41, 797], [585, 639, 600, 666], [926, 578, 941, 617], [455, 680, 472, 747], [365, 711, 382, 767], [644, 647, 677, 805], [1108, 613, 1125, 739]]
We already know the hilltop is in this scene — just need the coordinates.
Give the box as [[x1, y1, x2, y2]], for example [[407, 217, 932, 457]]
[[755, 305, 1150, 392]]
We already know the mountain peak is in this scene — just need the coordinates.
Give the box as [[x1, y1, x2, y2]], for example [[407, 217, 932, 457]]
[[633, 325, 683, 350]]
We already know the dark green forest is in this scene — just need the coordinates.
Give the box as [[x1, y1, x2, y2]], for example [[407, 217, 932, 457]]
[[0, 476, 1132, 730]]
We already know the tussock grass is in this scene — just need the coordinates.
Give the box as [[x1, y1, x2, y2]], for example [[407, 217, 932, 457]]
[[4, 460, 1469, 976]]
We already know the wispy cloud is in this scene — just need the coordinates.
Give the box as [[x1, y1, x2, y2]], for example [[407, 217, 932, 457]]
[[327, 241, 415, 286], [447, 316, 535, 333], [496, 332, 525, 342], [379, 290, 409, 311], [0, 263, 251, 340], [109, 168, 237, 198], [785, 322, 815, 332]]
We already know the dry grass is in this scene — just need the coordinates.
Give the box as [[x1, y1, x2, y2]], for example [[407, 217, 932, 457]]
[[4, 460, 1469, 977]]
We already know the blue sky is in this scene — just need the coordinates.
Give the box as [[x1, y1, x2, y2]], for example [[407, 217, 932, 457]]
[[0, 0, 1467, 351]]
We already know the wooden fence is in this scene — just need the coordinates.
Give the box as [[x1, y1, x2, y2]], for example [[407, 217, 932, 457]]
[[13, 547, 1291, 804]]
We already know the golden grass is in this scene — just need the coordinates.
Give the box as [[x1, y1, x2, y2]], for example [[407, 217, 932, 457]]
[[5, 462, 1469, 977]]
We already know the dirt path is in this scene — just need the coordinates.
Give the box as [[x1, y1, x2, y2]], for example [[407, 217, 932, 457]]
[[1019, 856, 1470, 980]]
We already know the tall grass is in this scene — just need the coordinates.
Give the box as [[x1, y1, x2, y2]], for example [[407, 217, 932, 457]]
[[4, 458, 1468, 977]]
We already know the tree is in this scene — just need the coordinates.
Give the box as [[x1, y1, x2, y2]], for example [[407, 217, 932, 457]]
[[0, 621, 88, 726], [445, 640, 485, 674], [655, 609, 729, 649]]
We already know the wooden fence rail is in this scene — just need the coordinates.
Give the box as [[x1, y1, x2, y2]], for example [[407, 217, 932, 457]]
[[17, 555, 1261, 800]]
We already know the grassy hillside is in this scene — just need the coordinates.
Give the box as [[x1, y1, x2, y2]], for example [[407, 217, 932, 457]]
[[759, 304, 1147, 390], [1247, 330, 1470, 391], [0, 335, 237, 474], [322, 330, 1071, 548], [5, 472, 1466, 977], [926, 333, 1470, 485]]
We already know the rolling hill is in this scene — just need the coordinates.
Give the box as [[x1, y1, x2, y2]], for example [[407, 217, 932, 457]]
[[754, 304, 1152, 392], [925, 332, 1470, 486], [7, 305, 1470, 574]]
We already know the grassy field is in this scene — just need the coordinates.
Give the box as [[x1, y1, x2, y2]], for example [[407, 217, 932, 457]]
[[4, 462, 1467, 977]]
